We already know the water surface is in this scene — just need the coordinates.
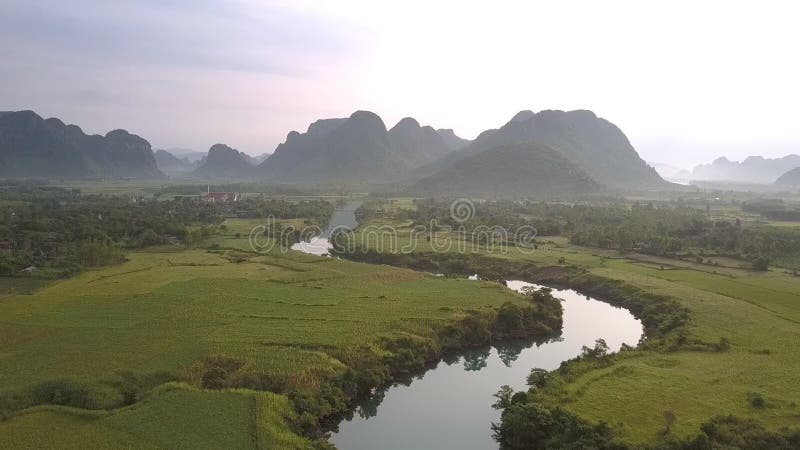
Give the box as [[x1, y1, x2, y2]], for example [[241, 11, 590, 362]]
[[290, 200, 361, 256], [290, 203, 644, 450], [331, 281, 643, 450]]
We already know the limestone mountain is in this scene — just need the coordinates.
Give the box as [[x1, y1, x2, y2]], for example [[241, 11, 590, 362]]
[[192, 144, 255, 178], [417, 110, 664, 189], [693, 155, 800, 183], [414, 142, 599, 197], [776, 167, 800, 186], [259, 112, 405, 183], [258, 112, 468, 184], [387, 117, 463, 167], [0, 110, 163, 179]]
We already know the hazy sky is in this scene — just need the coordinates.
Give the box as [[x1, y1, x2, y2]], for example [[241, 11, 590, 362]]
[[1, 0, 798, 167]]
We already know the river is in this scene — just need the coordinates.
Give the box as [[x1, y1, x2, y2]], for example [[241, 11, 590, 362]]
[[291, 202, 644, 450]]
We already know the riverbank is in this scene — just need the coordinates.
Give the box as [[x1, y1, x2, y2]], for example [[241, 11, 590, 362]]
[[337, 217, 800, 445]]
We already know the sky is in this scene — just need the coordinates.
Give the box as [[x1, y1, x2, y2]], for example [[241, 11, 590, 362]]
[[1, 0, 799, 168]]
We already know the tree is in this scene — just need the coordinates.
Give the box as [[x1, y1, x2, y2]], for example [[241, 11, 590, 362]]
[[581, 339, 609, 359], [526, 368, 548, 389], [492, 385, 514, 410]]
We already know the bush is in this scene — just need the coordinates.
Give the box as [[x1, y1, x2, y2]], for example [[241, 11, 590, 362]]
[[30, 380, 99, 409], [747, 392, 766, 409], [752, 256, 770, 271]]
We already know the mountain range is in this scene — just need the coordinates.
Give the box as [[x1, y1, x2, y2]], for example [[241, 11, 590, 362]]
[[692, 155, 800, 184], [0, 108, 666, 196], [256, 111, 463, 184], [0, 110, 163, 179]]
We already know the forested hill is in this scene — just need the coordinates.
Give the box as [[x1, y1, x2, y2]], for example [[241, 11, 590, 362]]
[[0, 110, 163, 179], [415, 109, 666, 189], [413, 143, 600, 197]]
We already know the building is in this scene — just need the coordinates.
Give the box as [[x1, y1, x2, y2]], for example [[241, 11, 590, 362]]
[[202, 186, 240, 203]]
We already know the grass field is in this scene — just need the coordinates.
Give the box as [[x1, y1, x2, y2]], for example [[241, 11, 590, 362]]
[[0, 241, 526, 447], [0, 383, 305, 450], [349, 216, 800, 444]]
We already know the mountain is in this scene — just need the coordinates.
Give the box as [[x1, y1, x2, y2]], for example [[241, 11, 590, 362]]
[[259, 112, 406, 183], [692, 155, 800, 183], [436, 129, 470, 151], [252, 153, 271, 165], [164, 148, 206, 163], [776, 167, 800, 186], [0, 110, 163, 179], [192, 144, 255, 178], [259, 112, 469, 184], [418, 110, 665, 189], [154, 150, 197, 175], [414, 142, 599, 197], [387, 117, 462, 167]]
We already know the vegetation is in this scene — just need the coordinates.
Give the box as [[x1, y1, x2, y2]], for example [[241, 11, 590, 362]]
[[0, 214, 561, 448], [0, 186, 332, 278], [339, 198, 800, 446], [383, 198, 800, 268]]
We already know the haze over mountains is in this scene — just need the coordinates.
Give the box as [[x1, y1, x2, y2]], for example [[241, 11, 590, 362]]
[[691, 155, 800, 184], [0, 108, 672, 195], [154, 150, 197, 175]]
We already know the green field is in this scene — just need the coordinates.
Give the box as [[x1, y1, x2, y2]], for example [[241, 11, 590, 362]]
[[348, 216, 800, 443], [0, 241, 527, 448]]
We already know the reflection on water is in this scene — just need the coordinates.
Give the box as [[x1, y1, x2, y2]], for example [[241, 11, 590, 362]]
[[331, 281, 643, 450]]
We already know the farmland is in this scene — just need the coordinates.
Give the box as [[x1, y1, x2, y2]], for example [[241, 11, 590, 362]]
[[0, 238, 535, 448]]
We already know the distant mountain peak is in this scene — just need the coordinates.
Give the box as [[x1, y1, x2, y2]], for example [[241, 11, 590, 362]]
[[510, 110, 535, 122], [694, 154, 800, 183], [447, 109, 665, 189], [393, 117, 422, 130], [192, 143, 253, 179], [349, 110, 384, 124]]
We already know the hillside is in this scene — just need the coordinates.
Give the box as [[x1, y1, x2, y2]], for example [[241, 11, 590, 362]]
[[259, 112, 466, 184], [0, 110, 163, 179], [387, 117, 462, 167], [154, 150, 197, 175], [417, 109, 664, 189], [693, 155, 800, 183], [436, 128, 470, 151], [776, 166, 800, 186], [192, 144, 255, 178], [414, 143, 600, 197]]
